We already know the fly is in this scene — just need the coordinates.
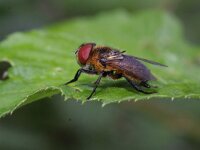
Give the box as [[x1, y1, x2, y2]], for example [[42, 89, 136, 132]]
[[64, 43, 167, 99]]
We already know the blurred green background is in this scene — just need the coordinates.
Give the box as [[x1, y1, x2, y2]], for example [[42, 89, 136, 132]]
[[0, 0, 200, 150]]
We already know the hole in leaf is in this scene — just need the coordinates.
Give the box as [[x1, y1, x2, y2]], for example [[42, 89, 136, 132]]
[[0, 61, 12, 80]]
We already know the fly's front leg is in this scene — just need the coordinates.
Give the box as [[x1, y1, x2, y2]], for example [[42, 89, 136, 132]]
[[87, 72, 104, 100], [64, 68, 97, 85], [64, 69, 83, 85]]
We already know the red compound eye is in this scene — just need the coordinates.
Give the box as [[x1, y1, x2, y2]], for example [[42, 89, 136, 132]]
[[77, 43, 95, 65]]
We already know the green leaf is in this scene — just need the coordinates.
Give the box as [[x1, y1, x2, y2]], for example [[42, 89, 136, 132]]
[[0, 10, 200, 117]]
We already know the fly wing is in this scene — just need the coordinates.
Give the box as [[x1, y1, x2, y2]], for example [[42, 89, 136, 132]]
[[133, 56, 168, 67], [104, 54, 156, 81], [99, 49, 124, 65]]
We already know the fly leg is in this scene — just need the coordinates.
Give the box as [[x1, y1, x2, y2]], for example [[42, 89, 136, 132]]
[[125, 77, 156, 94], [87, 72, 104, 100], [140, 81, 150, 88], [108, 71, 122, 80], [64, 68, 97, 85], [64, 69, 82, 85], [140, 81, 158, 88]]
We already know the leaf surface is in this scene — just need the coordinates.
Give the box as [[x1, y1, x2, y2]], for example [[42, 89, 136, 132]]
[[0, 10, 200, 117]]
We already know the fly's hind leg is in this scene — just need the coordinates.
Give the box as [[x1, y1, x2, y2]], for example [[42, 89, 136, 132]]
[[125, 77, 157, 94], [140, 80, 158, 88], [140, 81, 150, 88]]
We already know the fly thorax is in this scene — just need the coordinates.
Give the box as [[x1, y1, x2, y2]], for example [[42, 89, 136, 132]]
[[84, 64, 95, 71]]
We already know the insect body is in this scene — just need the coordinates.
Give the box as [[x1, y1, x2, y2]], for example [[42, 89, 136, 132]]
[[65, 43, 167, 99]]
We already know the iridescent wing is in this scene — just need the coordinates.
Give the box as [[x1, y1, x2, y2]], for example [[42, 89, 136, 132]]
[[132, 56, 168, 67], [99, 49, 124, 65], [101, 51, 156, 81], [105, 49, 167, 67]]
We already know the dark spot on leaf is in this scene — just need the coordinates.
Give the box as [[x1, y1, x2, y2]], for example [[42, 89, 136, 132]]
[[193, 57, 200, 66], [0, 61, 12, 80], [75, 88, 81, 92]]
